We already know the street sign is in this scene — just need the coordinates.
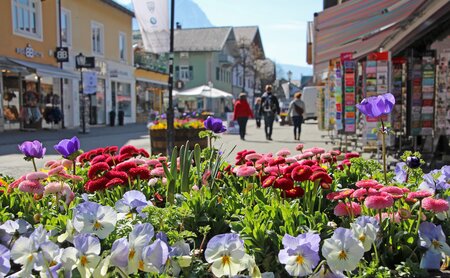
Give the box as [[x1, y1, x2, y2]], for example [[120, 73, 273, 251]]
[[55, 47, 69, 62]]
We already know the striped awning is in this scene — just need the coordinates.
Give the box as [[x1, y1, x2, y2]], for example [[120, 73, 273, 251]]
[[313, 0, 427, 76]]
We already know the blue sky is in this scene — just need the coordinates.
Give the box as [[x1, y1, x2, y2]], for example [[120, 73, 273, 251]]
[[115, 0, 322, 67]]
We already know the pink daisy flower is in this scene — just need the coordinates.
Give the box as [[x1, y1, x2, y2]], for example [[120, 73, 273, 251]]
[[150, 167, 165, 177], [351, 188, 367, 199], [18, 180, 44, 195], [334, 202, 361, 217], [296, 144, 304, 151], [276, 148, 291, 157], [375, 212, 401, 223], [407, 190, 433, 200], [355, 179, 379, 188], [25, 171, 48, 181], [421, 197, 449, 213], [285, 156, 297, 164], [296, 152, 314, 160], [236, 166, 257, 177], [379, 186, 405, 199], [245, 153, 263, 161], [365, 193, 394, 209]]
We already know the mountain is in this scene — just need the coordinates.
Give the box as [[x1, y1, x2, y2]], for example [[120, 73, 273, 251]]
[[117, 0, 213, 30], [277, 64, 313, 80]]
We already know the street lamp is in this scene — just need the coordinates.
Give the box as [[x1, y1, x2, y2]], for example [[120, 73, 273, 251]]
[[287, 70, 292, 82], [239, 44, 247, 93], [75, 53, 87, 134]]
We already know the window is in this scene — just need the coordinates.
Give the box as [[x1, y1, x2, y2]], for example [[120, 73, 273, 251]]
[[91, 22, 104, 55], [61, 9, 71, 45], [119, 32, 126, 61], [180, 66, 190, 81], [117, 82, 132, 117], [216, 67, 220, 81], [12, 0, 42, 39]]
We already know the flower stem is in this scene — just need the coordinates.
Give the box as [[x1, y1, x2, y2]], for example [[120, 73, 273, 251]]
[[31, 158, 38, 172], [72, 160, 76, 176], [415, 201, 423, 234], [380, 120, 388, 185]]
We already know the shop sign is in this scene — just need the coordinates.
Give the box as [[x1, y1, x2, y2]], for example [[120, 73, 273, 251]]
[[16, 44, 42, 58], [55, 47, 69, 63], [82, 71, 97, 95], [340, 52, 353, 62], [109, 69, 129, 78]]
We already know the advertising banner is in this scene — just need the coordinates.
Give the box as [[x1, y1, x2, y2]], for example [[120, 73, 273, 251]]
[[132, 0, 169, 53]]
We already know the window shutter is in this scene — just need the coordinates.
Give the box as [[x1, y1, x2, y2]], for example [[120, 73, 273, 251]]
[[216, 67, 220, 80], [175, 66, 179, 80], [189, 66, 193, 80]]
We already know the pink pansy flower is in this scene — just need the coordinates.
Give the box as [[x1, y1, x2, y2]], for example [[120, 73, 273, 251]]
[[365, 192, 394, 209], [236, 166, 257, 177], [150, 167, 165, 177], [25, 172, 48, 181], [422, 197, 449, 213], [18, 180, 44, 195], [334, 202, 361, 217]]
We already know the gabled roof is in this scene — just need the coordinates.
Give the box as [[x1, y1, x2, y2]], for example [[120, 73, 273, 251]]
[[174, 27, 234, 52], [233, 26, 265, 58], [101, 0, 134, 17]]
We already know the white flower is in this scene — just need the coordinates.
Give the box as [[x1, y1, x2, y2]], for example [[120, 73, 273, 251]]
[[350, 223, 378, 252], [322, 228, 364, 272], [10, 237, 43, 277], [61, 234, 101, 278], [73, 201, 117, 239], [110, 223, 155, 274], [204, 233, 248, 277]]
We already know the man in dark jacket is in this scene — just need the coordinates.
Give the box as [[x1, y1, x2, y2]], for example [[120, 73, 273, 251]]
[[260, 85, 280, 140]]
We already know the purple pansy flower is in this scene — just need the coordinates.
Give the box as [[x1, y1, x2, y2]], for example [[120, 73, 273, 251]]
[[0, 244, 10, 277], [356, 93, 395, 118], [278, 232, 321, 276], [18, 140, 46, 159], [54, 136, 80, 158], [394, 162, 407, 183], [204, 116, 226, 133], [418, 222, 450, 269]]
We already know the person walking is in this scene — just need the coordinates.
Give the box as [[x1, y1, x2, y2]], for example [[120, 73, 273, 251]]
[[233, 93, 254, 140], [260, 85, 280, 140], [254, 97, 262, 128], [287, 92, 305, 141]]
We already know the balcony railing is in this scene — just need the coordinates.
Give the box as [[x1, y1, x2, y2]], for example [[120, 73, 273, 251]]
[[134, 51, 168, 74], [218, 53, 234, 66]]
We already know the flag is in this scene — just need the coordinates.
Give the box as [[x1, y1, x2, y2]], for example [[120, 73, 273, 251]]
[[82, 71, 97, 95], [282, 82, 290, 99], [132, 0, 169, 53]]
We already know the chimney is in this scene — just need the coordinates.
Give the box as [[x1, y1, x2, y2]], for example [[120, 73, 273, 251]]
[[323, 0, 338, 9], [176, 22, 182, 29]]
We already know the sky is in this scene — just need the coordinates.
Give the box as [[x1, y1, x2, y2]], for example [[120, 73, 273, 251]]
[[115, 0, 323, 67], [191, 0, 322, 67]]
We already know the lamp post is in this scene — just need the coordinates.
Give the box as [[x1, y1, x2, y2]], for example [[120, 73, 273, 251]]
[[166, 0, 175, 155], [76, 53, 87, 134], [287, 70, 292, 83], [240, 44, 247, 93]]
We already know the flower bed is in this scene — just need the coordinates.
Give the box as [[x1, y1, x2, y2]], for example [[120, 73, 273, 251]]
[[0, 116, 449, 277]]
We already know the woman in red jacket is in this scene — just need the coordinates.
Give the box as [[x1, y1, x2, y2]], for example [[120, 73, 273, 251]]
[[233, 93, 254, 140]]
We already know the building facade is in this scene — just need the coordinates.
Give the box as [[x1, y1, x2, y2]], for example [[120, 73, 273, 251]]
[[61, 0, 135, 127], [0, 0, 75, 132]]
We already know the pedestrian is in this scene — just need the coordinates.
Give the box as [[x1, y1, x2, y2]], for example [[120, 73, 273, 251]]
[[287, 92, 305, 141], [260, 85, 280, 140], [233, 93, 254, 140], [254, 97, 262, 128]]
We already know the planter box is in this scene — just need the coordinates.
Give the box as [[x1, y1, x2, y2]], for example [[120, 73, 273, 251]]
[[149, 128, 207, 155]]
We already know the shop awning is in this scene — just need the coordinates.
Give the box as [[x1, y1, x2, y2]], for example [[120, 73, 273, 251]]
[[313, 0, 428, 76], [174, 85, 234, 99], [8, 58, 77, 79], [0, 56, 29, 74]]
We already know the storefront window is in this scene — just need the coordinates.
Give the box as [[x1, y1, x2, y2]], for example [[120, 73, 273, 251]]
[[2, 74, 21, 130], [93, 79, 105, 124], [117, 82, 131, 117]]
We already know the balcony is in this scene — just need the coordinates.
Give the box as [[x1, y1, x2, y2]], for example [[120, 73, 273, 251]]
[[218, 53, 234, 66], [134, 51, 168, 74]]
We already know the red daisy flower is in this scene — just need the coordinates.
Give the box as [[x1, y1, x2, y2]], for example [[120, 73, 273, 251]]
[[262, 175, 277, 188], [282, 186, 305, 198], [87, 162, 110, 180], [105, 178, 126, 188], [119, 145, 139, 156], [274, 177, 294, 190], [269, 157, 286, 166], [291, 165, 313, 182], [129, 167, 151, 180], [84, 177, 109, 192]]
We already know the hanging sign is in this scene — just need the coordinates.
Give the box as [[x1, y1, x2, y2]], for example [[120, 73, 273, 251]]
[[55, 47, 69, 63], [341, 53, 356, 133], [82, 71, 97, 95]]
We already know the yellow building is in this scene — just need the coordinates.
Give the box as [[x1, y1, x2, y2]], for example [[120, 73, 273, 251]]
[[0, 0, 76, 131], [61, 0, 135, 127], [0, 0, 135, 131]]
